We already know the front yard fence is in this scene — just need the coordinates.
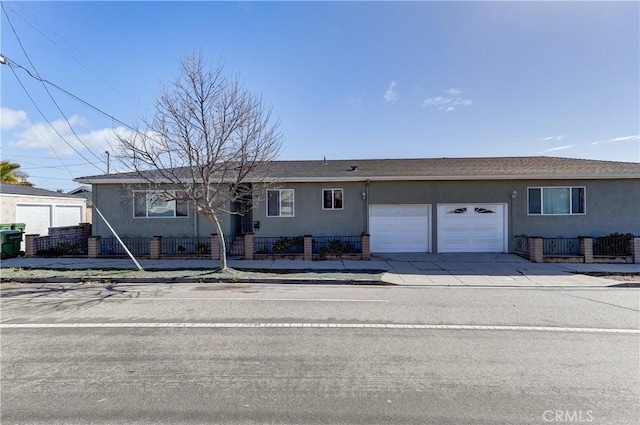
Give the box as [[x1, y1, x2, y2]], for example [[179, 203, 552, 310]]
[[516, 235, 639, 264]]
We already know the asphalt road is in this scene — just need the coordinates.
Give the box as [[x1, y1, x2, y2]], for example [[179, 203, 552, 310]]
[[1, 283, 639, 424]]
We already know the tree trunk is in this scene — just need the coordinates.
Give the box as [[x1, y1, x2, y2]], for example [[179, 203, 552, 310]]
[[211, 214, 228, 270]]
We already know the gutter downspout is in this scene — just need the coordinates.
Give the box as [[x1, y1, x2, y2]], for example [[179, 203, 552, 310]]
[[363, 179, 370, 234]]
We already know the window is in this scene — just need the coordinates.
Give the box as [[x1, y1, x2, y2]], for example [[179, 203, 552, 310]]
[[133, 191, 188, 218], [267, 189, 294, 217], [528, 187, 585, 215], [322, 189, 343, 210]]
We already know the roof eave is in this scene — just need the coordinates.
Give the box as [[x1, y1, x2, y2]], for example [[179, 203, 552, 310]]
[[76, 173, 640, 185]]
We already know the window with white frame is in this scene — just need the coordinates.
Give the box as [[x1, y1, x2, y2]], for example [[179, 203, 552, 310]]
[[528, 187, 585, 215], [133, 191, 188, 218], [267, 189, 294, 217], [322, 189, 343, 210]]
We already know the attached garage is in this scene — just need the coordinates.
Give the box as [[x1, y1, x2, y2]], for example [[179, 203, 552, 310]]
[[370, 205, 431, 253], [437, 204, 507, 253]]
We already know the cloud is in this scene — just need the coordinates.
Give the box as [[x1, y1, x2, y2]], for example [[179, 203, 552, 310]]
[[1, 107, 28, 130], [383, 81, 398, 103], [591, 135, 640, 145], [422, 89, 473, 111], [541, 135, 568, 142], [5, 111, 127, 156], [544, 145, 574, 152]]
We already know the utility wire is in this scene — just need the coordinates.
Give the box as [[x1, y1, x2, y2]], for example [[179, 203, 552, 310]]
[[2, 2, 107, 166], [7, 65, 104, 171], [3, 56, 140, 135]]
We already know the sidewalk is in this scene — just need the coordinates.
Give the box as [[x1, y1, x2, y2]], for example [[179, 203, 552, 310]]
[[1, 253, 638, 287]]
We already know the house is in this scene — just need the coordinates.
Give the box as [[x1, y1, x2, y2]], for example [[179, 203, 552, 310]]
[[0, 183, 88, 237], [67, 186, 93, 224], [74, 156, 640, 254]]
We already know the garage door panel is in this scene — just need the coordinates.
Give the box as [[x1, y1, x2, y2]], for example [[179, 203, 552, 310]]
[[16, 205, 52, 236], [438, 204, 506, 253], [370, 205, 430, 253], [54, 206, 83, 228]]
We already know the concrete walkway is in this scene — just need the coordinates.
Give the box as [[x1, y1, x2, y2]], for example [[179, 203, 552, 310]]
[[1, 253, 638, 287]]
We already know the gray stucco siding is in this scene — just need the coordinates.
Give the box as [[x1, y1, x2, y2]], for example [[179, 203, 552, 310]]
[[251, 182, 368, 237], [91, 184, 231, 238], [511, 178, 640, 238]]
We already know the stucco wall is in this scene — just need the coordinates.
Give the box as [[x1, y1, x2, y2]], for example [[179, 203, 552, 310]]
[[91, 178, 639, 252], [250, 178, 639, 251], [91, 184, 230, 238], [0, 193, 86, 225], [251, 182, 368, 237]]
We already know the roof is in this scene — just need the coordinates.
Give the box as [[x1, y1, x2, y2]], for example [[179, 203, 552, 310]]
[[75, 156, 640, 184], [0, 183, 86, 199]]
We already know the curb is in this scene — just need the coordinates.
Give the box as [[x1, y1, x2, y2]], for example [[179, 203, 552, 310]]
[[0, 277, 391, 286]]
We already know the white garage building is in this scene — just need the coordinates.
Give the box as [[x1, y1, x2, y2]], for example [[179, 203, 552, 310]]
[[0, 183, 87, 237]]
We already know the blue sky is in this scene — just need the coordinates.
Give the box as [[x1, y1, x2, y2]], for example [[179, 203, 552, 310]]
[[1, 1, 639, 192]]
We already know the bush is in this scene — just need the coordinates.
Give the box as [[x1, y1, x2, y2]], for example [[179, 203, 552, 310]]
[[272, 236, 304, 254]]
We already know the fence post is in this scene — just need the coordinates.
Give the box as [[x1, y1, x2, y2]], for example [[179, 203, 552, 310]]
[[150, 236, 162, 259], [631, 237, 640, 264], [303, 235, 313, 261], [361, 234, 371, 260], [211, 234, 220, 260], [244, 233, 254, 260], [528, 237, 543, 263], [24, 234, 38, 257], [88, 236, 101, 258], [579, 237, 593, 263]]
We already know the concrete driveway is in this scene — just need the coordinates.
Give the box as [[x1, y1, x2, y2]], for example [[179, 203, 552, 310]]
[[370, 253, 639, 287]]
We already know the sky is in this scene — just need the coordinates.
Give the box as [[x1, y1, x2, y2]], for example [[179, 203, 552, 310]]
[[1, 1, 639, 192]]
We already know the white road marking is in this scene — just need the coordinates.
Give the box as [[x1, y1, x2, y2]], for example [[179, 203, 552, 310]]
[[1, 297, 389, 303], [0, 322, 637, 334]]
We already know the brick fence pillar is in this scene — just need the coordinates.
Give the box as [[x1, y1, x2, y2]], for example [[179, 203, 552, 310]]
[[244, 233, 254, 260], [579, 237, 593, 263], [303, 235, 313, 261], [528, 237, 543, 263], [361, 234, 371, 260], [24, 234, 38, 257], [88, 236, 101, 258], [631, 237, 640, 264], [150, 236, 162, 260], [211, 234, 220, 260]]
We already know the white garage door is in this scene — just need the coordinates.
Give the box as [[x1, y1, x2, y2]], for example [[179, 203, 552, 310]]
[[54, 205, 83, 228], [16, 205, 52, 236], [437, 204, 506, 253], [370, 205, 430, 253]]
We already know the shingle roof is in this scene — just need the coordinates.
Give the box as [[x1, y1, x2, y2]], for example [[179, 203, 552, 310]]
[[75, 156, 640, 183], [0, 183, 85, 199]]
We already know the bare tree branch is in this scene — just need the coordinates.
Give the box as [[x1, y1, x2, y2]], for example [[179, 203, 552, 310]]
[[115, 53, 283, 270]]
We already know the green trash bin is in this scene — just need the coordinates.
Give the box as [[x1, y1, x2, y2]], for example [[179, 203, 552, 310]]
[[0, 230, 24, 260], [11, 223, 26, 232], [0, 223, 26, 232]]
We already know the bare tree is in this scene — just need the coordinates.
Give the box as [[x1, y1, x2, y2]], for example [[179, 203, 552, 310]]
[[116, 54, 283, 270]]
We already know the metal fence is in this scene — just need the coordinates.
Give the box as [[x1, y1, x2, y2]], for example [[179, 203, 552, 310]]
[[254, 236, 304, 254], [313, 236, 362, 254], [162, 237, 210, 255], [542, 237, 580, 255], [101, 237, 150, 255], [223, 236, 245, 256], [514, 235, 529, 253], [35, 236, 88, 257], [593, 236, 631, 256]]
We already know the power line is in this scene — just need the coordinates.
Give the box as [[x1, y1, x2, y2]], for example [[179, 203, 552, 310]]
[[7, 65, 104, 171], [2, 55, 140, 135], [1, 2, 107, 166]]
